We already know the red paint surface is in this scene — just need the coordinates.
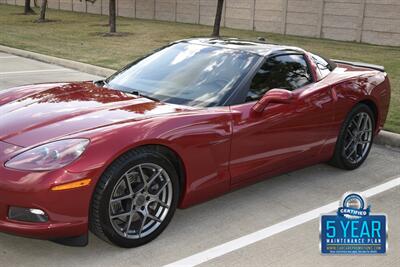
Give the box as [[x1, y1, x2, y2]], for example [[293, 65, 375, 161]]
[[0, 60, 391, 240]]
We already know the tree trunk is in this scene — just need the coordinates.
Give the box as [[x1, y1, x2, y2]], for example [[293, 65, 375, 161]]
[[212, 0, 224, 37], [109, 0, 117, 33], [38, 0, 47, 22], [24, 0, 35, 14]]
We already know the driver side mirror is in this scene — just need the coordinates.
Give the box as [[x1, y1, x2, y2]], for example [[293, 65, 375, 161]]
[[252, 89, 293, 113]]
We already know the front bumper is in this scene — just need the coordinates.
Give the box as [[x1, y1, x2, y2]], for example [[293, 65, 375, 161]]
[[0, 140, 100, 240]]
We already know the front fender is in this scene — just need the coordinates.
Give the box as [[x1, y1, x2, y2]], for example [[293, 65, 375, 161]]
[[65, 108, 233, 208]]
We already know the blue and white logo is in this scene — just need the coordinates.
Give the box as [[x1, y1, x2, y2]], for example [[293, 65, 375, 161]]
[[320, 192, 387, 254], [338, 193, 370, 219]]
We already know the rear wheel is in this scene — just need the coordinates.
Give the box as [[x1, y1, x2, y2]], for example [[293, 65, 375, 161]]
[[330, 104, 375, 170], [90, 148, 179, 248]]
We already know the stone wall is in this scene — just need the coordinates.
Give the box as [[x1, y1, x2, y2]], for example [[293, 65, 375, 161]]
[[8, 0, 400, 46]]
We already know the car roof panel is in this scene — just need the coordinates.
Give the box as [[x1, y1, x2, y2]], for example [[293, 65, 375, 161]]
[[176, 38, 305, 57]]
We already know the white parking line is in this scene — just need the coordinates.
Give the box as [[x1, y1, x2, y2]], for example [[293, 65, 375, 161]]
[[164, 176, 400, 267], [0, 69, 67, 75]]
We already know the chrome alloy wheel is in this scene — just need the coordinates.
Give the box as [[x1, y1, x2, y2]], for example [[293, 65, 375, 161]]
[[343, 112, 373, 164], [108, 163, 173, 239]]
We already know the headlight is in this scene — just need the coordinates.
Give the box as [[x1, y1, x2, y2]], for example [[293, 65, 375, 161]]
[[5, 139, 89, 171]]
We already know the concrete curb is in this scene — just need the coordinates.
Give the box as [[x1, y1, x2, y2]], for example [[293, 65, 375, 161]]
[[374, 130, 400, 148], [1, 45, 399, 148], [0, 45, 115, 77]]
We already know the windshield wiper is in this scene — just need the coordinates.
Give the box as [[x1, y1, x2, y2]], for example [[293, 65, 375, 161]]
[[93, 79, 110, 87], [129, 90, 161, 102], [94, 81, 161, 102]]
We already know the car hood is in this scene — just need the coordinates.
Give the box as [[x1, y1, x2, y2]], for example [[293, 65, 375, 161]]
[[0, 82, 191, 147]]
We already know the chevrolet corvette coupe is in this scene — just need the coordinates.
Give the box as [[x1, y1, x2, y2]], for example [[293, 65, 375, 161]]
[[0, 38, 391, 247]]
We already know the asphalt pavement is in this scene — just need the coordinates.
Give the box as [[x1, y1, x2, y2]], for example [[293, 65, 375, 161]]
[[0, 52, 399, 267]]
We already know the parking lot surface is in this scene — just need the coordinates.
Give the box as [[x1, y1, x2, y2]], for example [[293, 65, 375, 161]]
[[0, 53, 399, 267], [0, 52, 101, 89]]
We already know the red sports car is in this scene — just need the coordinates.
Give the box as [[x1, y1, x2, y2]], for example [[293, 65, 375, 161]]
[[0, 38, 391, 247]]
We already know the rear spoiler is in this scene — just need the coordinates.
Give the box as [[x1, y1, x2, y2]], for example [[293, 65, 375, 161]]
[[332, 59, 385, 72]]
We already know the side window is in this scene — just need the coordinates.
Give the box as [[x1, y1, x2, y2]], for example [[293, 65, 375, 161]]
[[247, 54, 313, 102], [312, 53, 331, 79]]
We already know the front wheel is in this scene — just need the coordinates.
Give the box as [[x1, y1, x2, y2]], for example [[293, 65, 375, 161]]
[[330, 103, 375, 170], [90, 148, 179, 248]]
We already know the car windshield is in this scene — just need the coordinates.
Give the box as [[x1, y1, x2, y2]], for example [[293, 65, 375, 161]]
[[106, 42, 259, 107]]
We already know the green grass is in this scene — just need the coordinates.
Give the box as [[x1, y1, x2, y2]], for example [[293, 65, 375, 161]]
[[1, 4, 399, 133]]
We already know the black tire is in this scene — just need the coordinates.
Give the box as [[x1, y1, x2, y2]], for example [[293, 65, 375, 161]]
[[90, 147, 179, 248], [330, 103, 375, 170]]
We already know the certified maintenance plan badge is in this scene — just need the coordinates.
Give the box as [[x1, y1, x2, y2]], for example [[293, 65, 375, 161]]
[[320, 192, 387, 254]]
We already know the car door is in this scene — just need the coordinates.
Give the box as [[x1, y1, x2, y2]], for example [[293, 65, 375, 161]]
[[229, 53, 336, 184]]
